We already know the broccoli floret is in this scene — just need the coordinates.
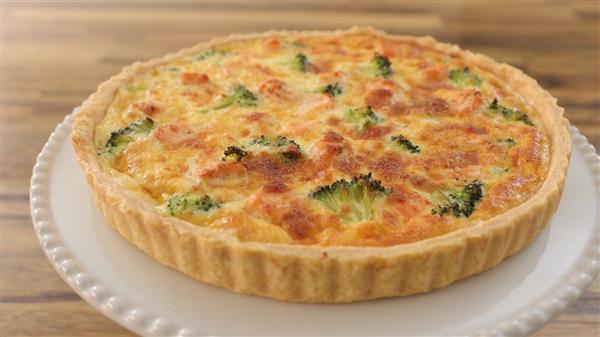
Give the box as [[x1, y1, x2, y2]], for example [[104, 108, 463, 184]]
[[125, 85, 146, 94], [489, 99, 534, 126], [310, 173, 391, 223], [345, 106, 383, 130], [490, 166, 509, 175], [250, 135, 271, 146], [251, 135, 299, 148], [432, 180, 484, 217], [372, 53, 393, 78], [391, 135, 420, 154], [100, 117, 154, 155], [497, 138, 516, 147], [167, 193, 220, 217], [293, 53, 309, 72], [449, 67, 482, 89], [233, 86, 258, 107], [317, 83, 343, 97], [192, 50, 225, 61], [222, 146, 247, 162], [250, 135, 302, 159], [207, 85, 258, 111]]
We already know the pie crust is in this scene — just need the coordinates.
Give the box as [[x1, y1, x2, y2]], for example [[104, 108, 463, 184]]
[[71, 27, 571, 302]]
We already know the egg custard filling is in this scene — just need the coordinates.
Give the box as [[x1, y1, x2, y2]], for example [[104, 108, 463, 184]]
[[94, 31, 550, 247]]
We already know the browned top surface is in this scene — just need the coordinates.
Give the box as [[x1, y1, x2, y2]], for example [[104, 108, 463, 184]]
[[1, 1, 598, 336]]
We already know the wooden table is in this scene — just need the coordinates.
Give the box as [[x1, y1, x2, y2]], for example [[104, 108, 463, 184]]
[[2, 1, 598, 336]]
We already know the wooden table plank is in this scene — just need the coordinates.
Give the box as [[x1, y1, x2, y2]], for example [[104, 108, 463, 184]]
[[1, 1, 598, 336]]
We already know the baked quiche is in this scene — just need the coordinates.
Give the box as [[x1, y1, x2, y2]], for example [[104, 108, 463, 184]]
[[71, 27, 571, 302]]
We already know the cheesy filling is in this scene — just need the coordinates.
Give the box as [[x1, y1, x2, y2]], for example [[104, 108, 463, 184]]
[[95, 32, 550, 246]]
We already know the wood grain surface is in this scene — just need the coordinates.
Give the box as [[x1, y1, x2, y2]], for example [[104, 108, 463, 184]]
[[1, 1, 598, 336]]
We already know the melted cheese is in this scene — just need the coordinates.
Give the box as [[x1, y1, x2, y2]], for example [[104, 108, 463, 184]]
[[96, 32, 550, 247]]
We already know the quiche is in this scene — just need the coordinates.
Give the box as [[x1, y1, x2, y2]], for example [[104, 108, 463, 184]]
[[71, 27, 571, 302]]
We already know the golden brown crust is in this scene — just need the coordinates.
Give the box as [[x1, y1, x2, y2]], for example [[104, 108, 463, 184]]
[[71, 26, 571, 302]]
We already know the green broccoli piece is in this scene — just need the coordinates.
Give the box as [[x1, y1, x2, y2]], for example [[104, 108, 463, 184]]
[[221, 146, 247, 162], [372, 53, 393, 78], [167, 193, 220, 217], [250, 135, 271, 146], [490, 166, 509, 175], [449, 67, 482, 89], [489, 99, 534, 126], [391, 135, 420, 154], [432, 180, 484, 217], [125, 85, 146, 94], [317, 83, 343, 97], [100, 117, 154, 155], [192, 50, 225, 61], [206, 85, 258, 111], [293, 53, 309, 72], [310, 173, 392, 223], [497, 138, 516, 147], [345, 106, 383, 130], [250, 135, 302, 160], [251, 135, 299, 148]]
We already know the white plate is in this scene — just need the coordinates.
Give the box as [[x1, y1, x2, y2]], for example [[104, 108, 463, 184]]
[[31, 112, 599, 337]]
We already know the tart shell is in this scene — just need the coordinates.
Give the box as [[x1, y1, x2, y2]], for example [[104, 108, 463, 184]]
[[71, 27, 571, 302]]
